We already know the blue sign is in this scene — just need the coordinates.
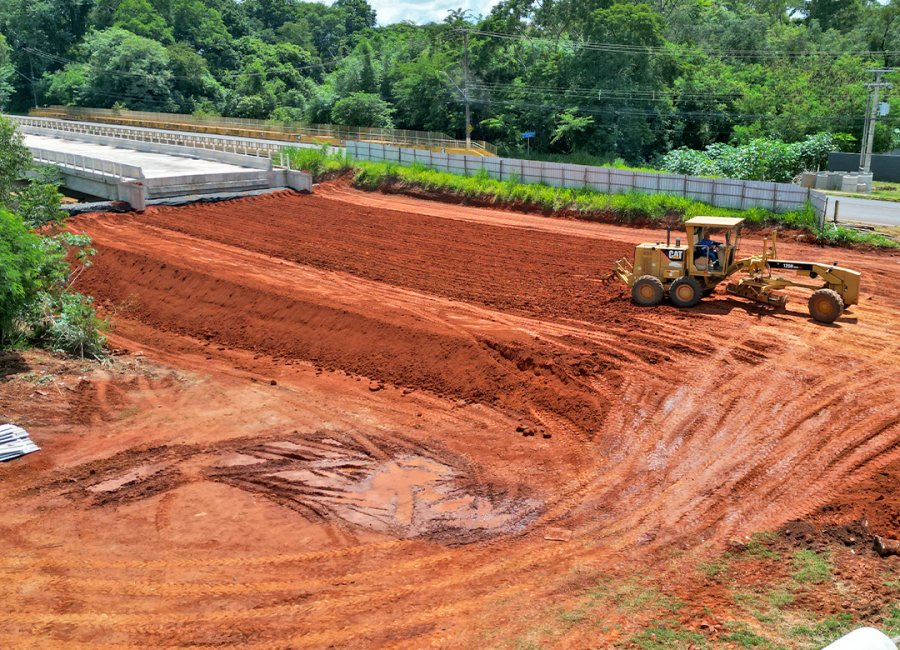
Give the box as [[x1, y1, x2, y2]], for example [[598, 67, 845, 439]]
[[521, 131, 536, 139]]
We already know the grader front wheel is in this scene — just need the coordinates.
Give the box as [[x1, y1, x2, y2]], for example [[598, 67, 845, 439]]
[[808, 288, 844, 324], [632, 275, 664, 306], [670, 277, 703, 308]]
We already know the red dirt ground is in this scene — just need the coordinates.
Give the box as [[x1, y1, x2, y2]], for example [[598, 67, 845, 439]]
[[1, 186, 897, 648]]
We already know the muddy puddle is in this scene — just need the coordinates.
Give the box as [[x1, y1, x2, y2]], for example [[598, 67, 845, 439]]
[[33, 433, 539, 543]]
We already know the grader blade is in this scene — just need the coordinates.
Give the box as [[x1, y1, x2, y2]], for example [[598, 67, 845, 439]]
[[726, 281, 788, 308]]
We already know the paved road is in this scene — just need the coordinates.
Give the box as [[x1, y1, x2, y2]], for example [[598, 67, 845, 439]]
[[822, 194, 900, 227]]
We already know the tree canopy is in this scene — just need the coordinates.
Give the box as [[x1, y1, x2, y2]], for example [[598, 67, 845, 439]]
[[0, 0, 897, 162]]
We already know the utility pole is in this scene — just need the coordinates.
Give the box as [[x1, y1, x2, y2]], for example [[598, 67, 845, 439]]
[[859, 68, 893, 174], [463, 29, 471, 151], [28, 54, 38, 109]]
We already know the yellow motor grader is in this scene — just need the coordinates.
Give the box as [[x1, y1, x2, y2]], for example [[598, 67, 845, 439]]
[[613, 216, 861, 324]]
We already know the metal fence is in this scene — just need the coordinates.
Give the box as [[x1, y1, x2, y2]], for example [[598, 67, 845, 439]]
[[28, 106, 497, 155], [348, 141, 827, 215]]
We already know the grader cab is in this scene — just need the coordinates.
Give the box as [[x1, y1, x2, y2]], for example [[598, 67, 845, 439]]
[[613, 216, 861, 324]]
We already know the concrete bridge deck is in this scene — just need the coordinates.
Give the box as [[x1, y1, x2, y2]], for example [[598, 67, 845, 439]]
[[9, 115, 312, 210], [24, 133, 256, 179]]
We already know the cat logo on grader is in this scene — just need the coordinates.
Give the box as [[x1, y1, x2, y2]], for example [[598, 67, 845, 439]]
[[613, 216, 861, 324]]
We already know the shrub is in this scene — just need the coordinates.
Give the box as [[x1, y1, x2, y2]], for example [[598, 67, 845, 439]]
[[661, 133, 843, 182], [10, 169, 67, 229], [45, 293, 107, 359], [283, 145, 354, 178], [0, 208, 44, 344], [330, 92, 394, 128]]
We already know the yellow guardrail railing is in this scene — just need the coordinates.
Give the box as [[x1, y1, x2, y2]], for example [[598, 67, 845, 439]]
[[30, 106, 497, 156]]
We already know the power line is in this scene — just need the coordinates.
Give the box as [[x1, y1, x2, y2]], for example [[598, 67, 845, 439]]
[[468, 81, 744, 101], [467, 96, 865, 125], [465, 81, 868, 118], [462, 28, 900, 60]]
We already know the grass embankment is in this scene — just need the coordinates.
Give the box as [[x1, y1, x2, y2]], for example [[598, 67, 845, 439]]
[[826, 181, 900, 204], [284, 147, 897, 249]]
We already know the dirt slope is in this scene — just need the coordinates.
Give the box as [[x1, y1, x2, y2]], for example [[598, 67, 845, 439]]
[[1, 187, 897, 648]]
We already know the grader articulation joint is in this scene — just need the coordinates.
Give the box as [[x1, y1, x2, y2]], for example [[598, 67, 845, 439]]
[[612, 216, 861, 324]]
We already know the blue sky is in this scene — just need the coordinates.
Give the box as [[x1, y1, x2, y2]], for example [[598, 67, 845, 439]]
[[365, 0, 499, 25]]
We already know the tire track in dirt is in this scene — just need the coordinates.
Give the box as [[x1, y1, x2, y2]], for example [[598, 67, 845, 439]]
[[3, 190, 894, 648]]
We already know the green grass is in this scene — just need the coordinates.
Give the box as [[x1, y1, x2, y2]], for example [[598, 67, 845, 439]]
[[826, 181, 900, 203], [586, 578, 683, 614], [723, 621, 780, 648], [698, 559, 730, 580], [745, 532, 782, 560], [283, 145, 354, 177], [790, 613, 854, 647], [790, 549, 831, 584], [883, 605, 900, 637], [631, 620, 708, 649], [767, 589, 794, 608], [352, 161, 897, 248]]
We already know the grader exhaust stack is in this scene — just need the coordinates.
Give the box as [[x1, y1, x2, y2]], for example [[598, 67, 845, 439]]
[[612, 217, 861, 324]]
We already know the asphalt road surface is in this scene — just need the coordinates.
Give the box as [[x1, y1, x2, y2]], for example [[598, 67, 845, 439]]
[[823, 194, 900, 227]]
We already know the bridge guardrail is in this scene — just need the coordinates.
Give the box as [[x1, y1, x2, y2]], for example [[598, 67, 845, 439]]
[[29, 146, 145, 180], [11, 115, 287, 160], [26, 106, 498, 155]]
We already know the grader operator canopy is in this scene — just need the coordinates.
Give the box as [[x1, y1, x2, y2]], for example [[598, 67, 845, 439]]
[[683, 216, 744, 228], [613, 216, 861, 324]]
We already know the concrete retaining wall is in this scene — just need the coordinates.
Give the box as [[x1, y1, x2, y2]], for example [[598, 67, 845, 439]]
[[269, 169, 313, 192]]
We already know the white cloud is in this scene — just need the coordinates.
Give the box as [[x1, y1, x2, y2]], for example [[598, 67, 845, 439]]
[[367, 0, 500, 26]]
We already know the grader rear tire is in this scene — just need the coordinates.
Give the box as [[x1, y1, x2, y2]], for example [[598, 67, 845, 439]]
[[669, 276, 703, 308], [808, 288, 844, 324], [632, 275, 664, 307]]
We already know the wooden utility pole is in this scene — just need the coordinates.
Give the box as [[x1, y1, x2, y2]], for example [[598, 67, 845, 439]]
[[859, 68, 893, 173]]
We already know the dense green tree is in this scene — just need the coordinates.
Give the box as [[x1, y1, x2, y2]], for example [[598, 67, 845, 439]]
[[78, 28, 176, 111], [0, 116, 29, 200], [113, 0, 174, 43], [0, 33, 13, 109], [2, 0, 898, 162], [41, 63, 88, 105], [551, 111, 595, 152], [167, 42, 226, 112], [331, 91, 394, 127], [358, 39, 378, 94], [0, 207, 43, 343], [391, 53, 460, 133], [0, 0, 96, 108], [170, 0, 232, 61], [334, 0, 377, 37], [803, 0, 863, 32]]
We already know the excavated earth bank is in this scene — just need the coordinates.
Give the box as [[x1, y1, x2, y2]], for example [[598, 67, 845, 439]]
[[1, 186, 897, 648]]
